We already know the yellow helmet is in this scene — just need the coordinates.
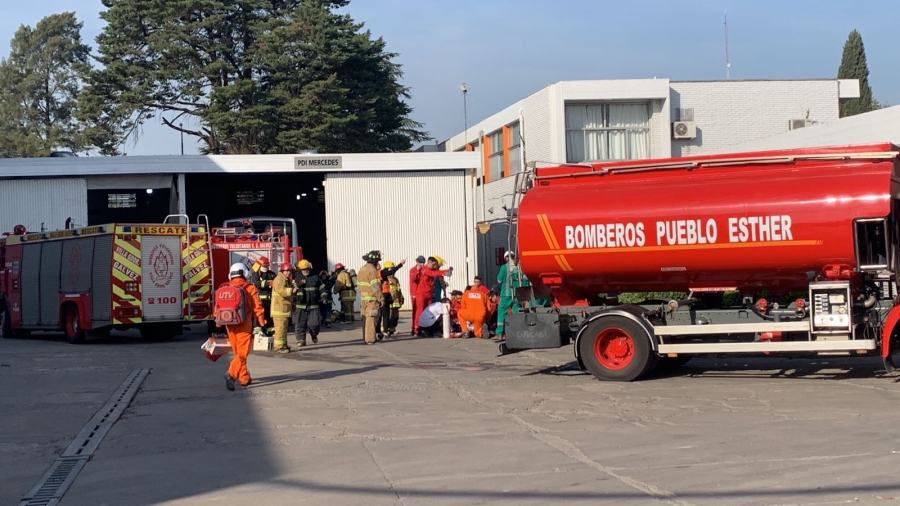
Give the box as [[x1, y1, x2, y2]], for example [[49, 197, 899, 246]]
[[433, 255, 444, 267], [296, 259, 312, 270], [383, 260, 395, 268]]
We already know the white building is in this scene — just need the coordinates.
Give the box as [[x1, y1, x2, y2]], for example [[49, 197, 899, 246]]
[[0, 152, 480, 309], [442, 78, 860, 284]]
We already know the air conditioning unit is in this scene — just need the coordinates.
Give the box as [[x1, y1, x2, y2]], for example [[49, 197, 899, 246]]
[[672, 121, 696, 140], [789, 119, 814, 130]]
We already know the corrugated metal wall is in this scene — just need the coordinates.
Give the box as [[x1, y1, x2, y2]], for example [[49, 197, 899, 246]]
[[325, 171, 472, 311], [0, 178, 88, 233]]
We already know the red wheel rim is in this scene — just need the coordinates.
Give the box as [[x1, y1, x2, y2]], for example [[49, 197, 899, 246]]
[[65, 310, 77, 336], [593, 327, 635, 370]]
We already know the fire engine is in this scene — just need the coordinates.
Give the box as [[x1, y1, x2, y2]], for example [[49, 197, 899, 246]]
[[208, 219, 303, 288], [501, 143, 900, 381], [0, 217, 213, 342]]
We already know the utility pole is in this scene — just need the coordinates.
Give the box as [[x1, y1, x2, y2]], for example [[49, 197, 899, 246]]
[[180, 123, 184, 155], [724, 11, 731, 80]]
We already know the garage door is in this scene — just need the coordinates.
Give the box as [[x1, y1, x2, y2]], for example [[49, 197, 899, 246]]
[[0, 178, 87, 233], [141, 236, 183, 320], [324, 170, 473, 311]]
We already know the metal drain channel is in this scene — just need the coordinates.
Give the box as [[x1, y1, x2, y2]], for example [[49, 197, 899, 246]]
[[19, 369, 150, 506]]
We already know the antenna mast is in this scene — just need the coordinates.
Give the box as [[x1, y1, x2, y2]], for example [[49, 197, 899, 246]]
[[724, 11, 731, 79]]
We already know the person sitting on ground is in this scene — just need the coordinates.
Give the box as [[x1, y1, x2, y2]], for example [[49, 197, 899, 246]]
[[449, 290, 463, 333], [418, 298, 449, 337]]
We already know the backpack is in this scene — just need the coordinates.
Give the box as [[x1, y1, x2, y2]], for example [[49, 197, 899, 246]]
[[214, 281, 249, 326]]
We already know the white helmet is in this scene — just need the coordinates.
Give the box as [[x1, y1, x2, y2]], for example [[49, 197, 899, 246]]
[[229, 262, 250, 280]]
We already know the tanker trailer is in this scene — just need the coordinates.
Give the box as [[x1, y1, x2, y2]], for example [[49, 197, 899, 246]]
[[502, 143, 900, 381]]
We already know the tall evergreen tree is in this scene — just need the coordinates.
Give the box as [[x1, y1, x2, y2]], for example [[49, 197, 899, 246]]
[[838, 29, 877, 118], [0, 13, 92, 157], [80, 0, 428, 154]]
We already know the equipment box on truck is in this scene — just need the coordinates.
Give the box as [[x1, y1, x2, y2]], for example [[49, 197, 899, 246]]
[[0, 221, 213, 342]]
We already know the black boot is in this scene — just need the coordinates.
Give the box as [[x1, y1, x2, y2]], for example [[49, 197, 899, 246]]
[[224, 374, 235, 391]]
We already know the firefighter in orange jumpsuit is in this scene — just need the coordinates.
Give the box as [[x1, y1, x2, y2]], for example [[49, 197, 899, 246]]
[[458, 284, 491, 338], [217, 263, 266, 391]]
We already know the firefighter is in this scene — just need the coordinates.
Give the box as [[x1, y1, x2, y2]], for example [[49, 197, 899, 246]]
[[496, 251, 529, 339], [432, 255, 448, 303], [293, 259, 329, 347], [378, 259, 406, 337], [459, 285, 490, 338], [413, 257, 452, 337], [332, 263, 356, 323], [250, 256, 276, 331], [319, 269, 336, 328], [387, 271, 404, 335], [409, 255, 426, 335], [216, 263, 266, 391], [357, 250, 384, 344], [271, 262, 298, 353]]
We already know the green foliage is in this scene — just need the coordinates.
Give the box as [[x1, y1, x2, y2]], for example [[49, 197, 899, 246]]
[[80, 0, 429, 155], [838, 29, 877, 118], [0, 13, 92, 157], [613, 292, 686, 304]]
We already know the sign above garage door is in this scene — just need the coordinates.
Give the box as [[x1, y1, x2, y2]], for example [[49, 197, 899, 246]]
[[294, 155, 343, 170]]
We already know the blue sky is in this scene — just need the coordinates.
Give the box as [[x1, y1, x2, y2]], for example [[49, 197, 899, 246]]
[[1, 0, 896, 155]]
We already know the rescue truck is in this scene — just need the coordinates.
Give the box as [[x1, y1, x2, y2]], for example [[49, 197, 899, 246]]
[[0, 218, 213, 342], [501, 143, 900, 381], [208, 218, 302, 288]]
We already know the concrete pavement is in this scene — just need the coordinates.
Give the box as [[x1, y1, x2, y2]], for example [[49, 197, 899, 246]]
[[3, 316, 900, 505]]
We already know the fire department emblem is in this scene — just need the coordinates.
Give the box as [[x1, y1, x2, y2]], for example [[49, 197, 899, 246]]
[[149, 244, 175, 289]]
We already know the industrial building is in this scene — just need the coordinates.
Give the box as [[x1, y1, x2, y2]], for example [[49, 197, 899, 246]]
[[0, 152, 480, 309], [440, 78, 862, 283]]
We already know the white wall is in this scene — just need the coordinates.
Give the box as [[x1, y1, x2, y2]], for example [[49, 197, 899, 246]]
[[669, 80, 842, 157], [324, 171, 472, 310], [713, 104, 900, 153], [0, 178, 88, 233]]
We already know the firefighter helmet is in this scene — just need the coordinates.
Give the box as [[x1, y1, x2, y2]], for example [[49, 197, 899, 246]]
[[334, 263, 345, 270], [258, 256, 270, 267], [229, 262, 250, 280], [297, 259, 312, 270], [383, 261, 395, 268], [433, 255, 444, 267], [363, 250, 381, 263], [279, 262, 292, 272]]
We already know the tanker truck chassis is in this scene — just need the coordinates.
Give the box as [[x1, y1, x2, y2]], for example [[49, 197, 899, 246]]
[[502, 144, 900, 381]]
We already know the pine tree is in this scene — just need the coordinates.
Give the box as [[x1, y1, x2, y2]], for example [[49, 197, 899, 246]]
[[80, 0, 428, 154], [838, 30, 877, 118], [0, 13, 92, 157]]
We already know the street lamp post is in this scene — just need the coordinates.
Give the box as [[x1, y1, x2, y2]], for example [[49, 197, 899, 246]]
[[180, 123, 184, 155]]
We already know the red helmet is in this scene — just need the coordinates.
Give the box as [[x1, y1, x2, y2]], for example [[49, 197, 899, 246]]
[[334, 263, 344, 270], [279, 262, 292, 272], [258, 256, 270, 267]]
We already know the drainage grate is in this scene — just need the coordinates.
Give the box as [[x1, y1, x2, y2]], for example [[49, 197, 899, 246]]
[[62, 369, 150, 458], [19, 458, 87, 506], [19, 369, 150, 506]]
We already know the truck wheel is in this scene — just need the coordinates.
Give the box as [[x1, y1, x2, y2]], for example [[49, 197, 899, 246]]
[[63, 306, 86, 344], [579, 316, 653, 381]]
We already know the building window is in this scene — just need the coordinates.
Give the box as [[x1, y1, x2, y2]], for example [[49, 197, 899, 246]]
[[488, 131, 504, 180], [508, 122, 522, 175], [565, 103, 650, 162], [107, 193, 136, 208]]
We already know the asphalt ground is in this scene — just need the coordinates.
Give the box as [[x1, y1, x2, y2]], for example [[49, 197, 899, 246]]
[[3, 315, 900, 506]]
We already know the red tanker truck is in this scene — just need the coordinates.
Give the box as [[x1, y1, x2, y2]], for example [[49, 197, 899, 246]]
[[502, 143, 900, 381]]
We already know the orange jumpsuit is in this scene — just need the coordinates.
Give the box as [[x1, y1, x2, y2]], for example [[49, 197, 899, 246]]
[[458, 288, 490, 338], [216, 278, 266, 386]]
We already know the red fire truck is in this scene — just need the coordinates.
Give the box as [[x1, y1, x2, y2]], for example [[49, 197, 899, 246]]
[[0, 219, 213, 342], [208, 220, 303, 288], [502, 143, 900, 381]]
